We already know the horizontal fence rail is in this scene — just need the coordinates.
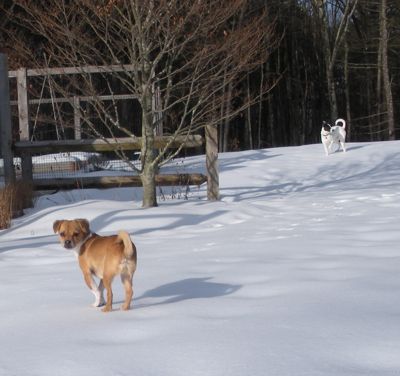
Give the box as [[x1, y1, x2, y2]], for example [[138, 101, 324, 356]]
[[9, 94, 138, 106], [8, 64, 137, 78], [33, 174, 207, 190], [14, 135, 204, 154]]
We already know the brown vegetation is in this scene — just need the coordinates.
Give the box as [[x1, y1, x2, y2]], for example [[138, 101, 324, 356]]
[[0, 181, 33, 229]]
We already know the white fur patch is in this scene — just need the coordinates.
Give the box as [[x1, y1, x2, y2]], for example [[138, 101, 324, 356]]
[[91, 285, 105, 307]]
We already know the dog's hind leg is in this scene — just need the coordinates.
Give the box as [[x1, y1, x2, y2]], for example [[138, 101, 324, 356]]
[[101, 275, 114, 312], [340, 141, 346, 152], [120, 273, 133, 311]]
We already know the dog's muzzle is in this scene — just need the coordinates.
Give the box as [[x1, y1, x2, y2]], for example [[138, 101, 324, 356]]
[[64, 240, 74, 249]]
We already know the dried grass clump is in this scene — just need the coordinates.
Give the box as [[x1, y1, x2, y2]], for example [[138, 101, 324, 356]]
[[0, 184, 13, 229], [0, 181, 33, 229]]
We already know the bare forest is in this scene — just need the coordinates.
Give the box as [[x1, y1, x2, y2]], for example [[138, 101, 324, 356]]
[[1, 0, 399, 206], [3, 0, 399, 144]]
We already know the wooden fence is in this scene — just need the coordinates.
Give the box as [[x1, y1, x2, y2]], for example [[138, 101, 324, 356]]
[[0, 54, 219, 200], [14, 135, 207, 190]]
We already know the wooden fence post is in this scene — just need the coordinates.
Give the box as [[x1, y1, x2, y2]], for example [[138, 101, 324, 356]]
[[17, 68, 29, 140], [73, 96, 81, 140], [205, 124, 219, 200], [16, 67, 33, 184], [0, 53, 15, 185]]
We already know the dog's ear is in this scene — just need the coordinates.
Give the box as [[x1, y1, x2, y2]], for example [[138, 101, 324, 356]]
[[77, 219, 90, 234], [53, 220, 63, 233]]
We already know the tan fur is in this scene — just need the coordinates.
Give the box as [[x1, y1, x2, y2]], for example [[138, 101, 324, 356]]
[[53, 219, 137, 312]]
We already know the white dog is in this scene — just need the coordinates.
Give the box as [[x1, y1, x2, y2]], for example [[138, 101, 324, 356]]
[[321, 118, 346, 155]]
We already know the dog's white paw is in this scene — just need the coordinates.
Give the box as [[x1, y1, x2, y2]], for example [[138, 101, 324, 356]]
[[92, 298, 105, 307]]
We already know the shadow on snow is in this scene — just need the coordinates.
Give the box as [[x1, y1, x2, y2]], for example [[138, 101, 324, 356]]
[[134, 277, 241, 308]]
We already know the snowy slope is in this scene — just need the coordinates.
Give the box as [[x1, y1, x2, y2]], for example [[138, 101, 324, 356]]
[[1, 141, 400, 376]]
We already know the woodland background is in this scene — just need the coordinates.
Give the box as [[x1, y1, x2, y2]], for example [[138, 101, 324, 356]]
[[0, 0, 399, 152]]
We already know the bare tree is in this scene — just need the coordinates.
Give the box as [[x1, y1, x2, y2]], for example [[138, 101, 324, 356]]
[[312, 0, 358, 121], [378, 0, 395, 140], [10, 0, 276, 207]]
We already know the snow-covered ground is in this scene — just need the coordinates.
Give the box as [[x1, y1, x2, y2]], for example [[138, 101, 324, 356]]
[[1, 141, 400, 376]]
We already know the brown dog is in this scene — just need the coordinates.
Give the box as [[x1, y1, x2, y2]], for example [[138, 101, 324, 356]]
[[53, 219, 137, 312]]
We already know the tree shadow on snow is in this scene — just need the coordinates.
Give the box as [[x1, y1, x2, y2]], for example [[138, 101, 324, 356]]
[[133, 277, 241, 308], [91, 208, 229, 236], [221, 149, 400, 202]]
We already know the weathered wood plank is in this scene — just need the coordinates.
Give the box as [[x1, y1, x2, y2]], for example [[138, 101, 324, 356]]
[[73, 96, 81, 140], [9, 64, 137, 78], [16, 68, 34, 184], [0, 54, 15, 184], [14, 135, 203, 154], [17, 68, 30, 140], [205, 124, 219, 200], [33, 173, 207, 190], [10, 93, 138, 106]]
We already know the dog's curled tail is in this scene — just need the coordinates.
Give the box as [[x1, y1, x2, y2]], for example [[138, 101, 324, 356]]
[[117, 231, 135, 259], [335, 118, 346, 129]]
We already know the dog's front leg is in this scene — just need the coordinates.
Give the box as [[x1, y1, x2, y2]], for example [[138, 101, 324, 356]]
[[323, 142, 329, 156], [95, 279, 105, 307], [328, 141, 335, 154], [83, 273, 105, 307]]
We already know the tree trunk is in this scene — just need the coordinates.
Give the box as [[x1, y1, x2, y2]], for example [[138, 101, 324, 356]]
[[140, 84, 158, 208], [376, 17, 383, 141], [315, 0, 338, 120], [268, 93, 274, 147], [380, 0, 395, 140], [266, 59, 275, 147], [222, 81, 233, 152], [344, 39, 351, 141], [141, 160, 157, 208], [257, 64, 264, 149], [245, 73, 253, 149]]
